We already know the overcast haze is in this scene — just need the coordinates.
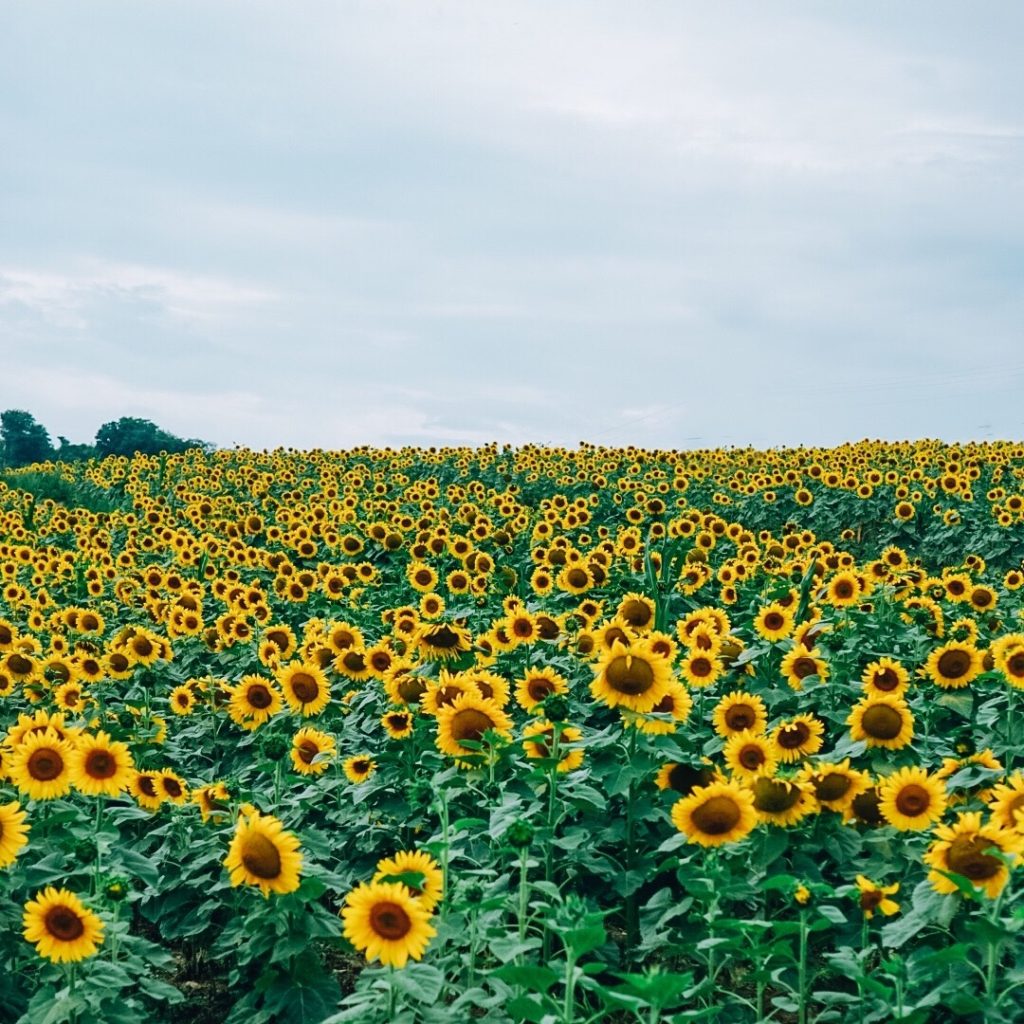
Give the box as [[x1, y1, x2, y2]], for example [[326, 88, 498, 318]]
[[2, 1, 1022, 451]]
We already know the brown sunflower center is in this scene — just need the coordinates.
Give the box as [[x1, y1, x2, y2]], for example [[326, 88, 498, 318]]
[[45, 906, 85, 942], [620, 600, 652, 627], [370, 901, 412, 940], [724, 705, 756, 731], [605, 655, 655, 695], [85, 750, 117, 779], [387, 715, 409, 731], [852, 789, 883, 825], [8, 654, 32, 675], [776, 722, 810, 749], [691, 795, 742, 835], [397, 677, 427, 703], [241, 833, 283, 879], [289, 674, 319, 703], [859, 890, 884, 912], [937, 650, 972, 679], [834, 581, 855, 599], [861, 704, 903, 740], [424, 626, 460, 649], [872, 668, 900, 691], [343, 652, 366, 672], [604, 627, 630, 648], [512, 619, 533, 638], [297, 740, 319, 764], [566, 568, 588, 588], [527, 677, 555, 701], [815, 772, 852, 802], [247, 684, 274, 709], [162, 777, 183, 798], [752, 779, 801, 813], [791, 658, 818, 679], [451, 709, 495, 743], [28, 747, 64, 781], [689, 657, 713, 677], [1007, 653, 1024, 677], [133, 638, 153, 657], [738, 745, 766, 770], [894, 784, 931, 817], [947, 835, 1001, 880], [763, 612, 784, 631], [137, 774, 158, 797]]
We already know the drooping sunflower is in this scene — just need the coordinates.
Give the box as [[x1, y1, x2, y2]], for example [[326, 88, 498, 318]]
[[0, 800, 30, 868], [924, 641, 984, 690], [224, 810, 303, 897], [799, 760, 871, 815], [712, 691, 768, 738], [748, 775, 818, 828], [8, 728, 73, 800], [617, 592, 656, 633], [23, 887, 104, 963], [590, 639, 672, 714], [878, 766, 947, 831], [290, 727, 337, 774], [435, 693, 513, 763], [723, 731, 778, 781], [752, 603, 795, 643], [855, 876, 900, 919], [987, 773, 1024, 832], [671, 780, 758, 847], [343, 755, 376, 784], [341, 880, 437, 968], [381, 709, 415, 740], [384, 665, 429, 706], [521, 720, 584, 772], [923, 811, 1024, 899], [414, 621, 472, 662], [848, 694, 914, 750], [771, 715, 825, 763], [278, 662, 331, 716], [229, 675, 283, 730], [514, 667, 569, 712], [194, 781, 231, 823], [373, 850, 444, 910], [860, 657, 910, 698], [69, 732, 134, 797]]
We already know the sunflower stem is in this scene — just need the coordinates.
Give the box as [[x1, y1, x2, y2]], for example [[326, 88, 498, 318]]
[[92, 797, 104, 896], [387, 965, 397, 1018], [437, 790, 451, 913], [66, 962, 78, 1023], [517, 843, 530, 951], [797, 907, 809, 1024], [623, 726, 639, 958], [562, 949, 578, 1024], [542, 727, 562, 962], [858, 915, 868, 1024]]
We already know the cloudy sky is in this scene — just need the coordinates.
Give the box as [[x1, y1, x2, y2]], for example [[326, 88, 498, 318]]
[[2, 2, 1022, 451]]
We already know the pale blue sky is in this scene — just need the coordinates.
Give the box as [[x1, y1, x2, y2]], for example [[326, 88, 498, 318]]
[[2, 2, 1022, 450]]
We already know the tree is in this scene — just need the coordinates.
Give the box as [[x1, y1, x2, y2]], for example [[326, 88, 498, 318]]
[[94, 417, 208, 458], [1, 409, 53, 468]]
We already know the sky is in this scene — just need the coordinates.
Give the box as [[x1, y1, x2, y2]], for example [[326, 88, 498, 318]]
[[1, 1, 1022, 451]]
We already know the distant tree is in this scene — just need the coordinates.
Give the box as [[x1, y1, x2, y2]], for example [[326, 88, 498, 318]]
[[56, 436, 98, 462], [1, 409, 54, 467], [94, 417, 209, 458]]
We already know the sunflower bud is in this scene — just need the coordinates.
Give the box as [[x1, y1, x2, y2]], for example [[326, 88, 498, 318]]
[[262, 736, 290, 761], [505, 821, 534, 849], [543, 695, 570, 722]]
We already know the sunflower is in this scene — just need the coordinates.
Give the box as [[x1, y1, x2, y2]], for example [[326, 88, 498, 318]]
[[878, 767, 947, 831], [997, 642, 1024, 690], [194, 781, 231, 823], [522, 720, 584, 772], [420, 672, 477, 717], [373, 849, 444, 911], [861, 657, 909, 698], [748, 775, 817, 828], [712, 691, 768, 738], [169, 684, 197, 716], [8, 729, 73, 800], [341, 881, 436, 968], [343, 755, 376, 784], [723, 731, 778, 781], [130, 770, 164, 811], [435, 693, 513, 763], [23, 888, 104, 962], [924, 641, 984, 690], [69, 732, 135, 797], [752, 603, 794, 643], [679, 650, 724, 688], [514, 667, 569, 712], [671, 780, 758, 847], [923, 811, 1024, 899], [0, 800, 30, 868], [855, 876, 900, 919], [229, 675, 283, 729], [824, 571, 860, 607], [987, 773, 1024, 832], [590, 639, 672, 713], [384, 665, 429, 706], [381, 709, 415, 740], [157, 769, 189, 804], [617, 592, 656, 632], [622, 682, 693, 735], [655, 761, 717, 795], [771, 715, 824, 763], [290, 727, 336, 774], [224, 810, 302, 897], [848, 694, 914, 750], [414, 621, 472, 662], [799, 760, 870, 815], [780, 647, 828, 691], [277, 662, 331, 717]]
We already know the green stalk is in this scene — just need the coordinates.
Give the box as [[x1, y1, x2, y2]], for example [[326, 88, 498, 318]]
[[624, 727, 639, 955], [563, 950, 578, 1024], [92, 797, 104, 896], [797, 908, 809, 1024], [438, 791, 451, 912], [858, 915, 869, 1024], [517, 844, 530, 948]]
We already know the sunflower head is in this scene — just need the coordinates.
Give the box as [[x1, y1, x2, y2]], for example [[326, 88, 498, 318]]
[[23, 887, 104, 963], [224, 810, 303, 897]]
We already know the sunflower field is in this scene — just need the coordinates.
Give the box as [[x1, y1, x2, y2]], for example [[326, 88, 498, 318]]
[[2, 440, 1024, 1023]]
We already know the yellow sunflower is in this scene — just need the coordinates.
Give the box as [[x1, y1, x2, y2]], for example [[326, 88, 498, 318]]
[[224, 810, 303, 897], [521, 720, 584, 772], [278, 662, 331, 717], [848, 694, 914, 750], [156, 769, 189, 804], [752, 603, 795, 643], [671, 780, 758, 847], [341, 881, 436, 968], [373, 849, 444, 911], [514, 667, 569, 712], [712, 691, 768, 738], [878, 766, 947, 831], [228, 675, 283, 730], [23, 887, 104, 962], [381, 709, 415, 740], [779, 647, 828, 692], [723, 730, 778, 781], [0, 800, 30, 868], [414, 621, 472, 662], [679, 650, 724, 688], [69, 732, 135, 797], [923, 811, 1023, 899], [130, 770, 164, 811], [987, 773, 1024, 832], [654, 762, 717, 796], [799, 760, 871, 815], [855, 876, 900, 919], [771, 715, 825, 763], [435, 693, 513, 763], [8, 729, 74, 800], [590, 639, 672, 713], [290, 727, 337, 774], [748, 776, 818, 828], [860, 657, 909, 698], [343, 755, 376, 784], [924, 641, 984, 690], [169, 684, 197, 715]]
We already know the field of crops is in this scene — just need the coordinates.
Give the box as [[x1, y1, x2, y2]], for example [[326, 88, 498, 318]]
[[3, 440, 1024, 1023]]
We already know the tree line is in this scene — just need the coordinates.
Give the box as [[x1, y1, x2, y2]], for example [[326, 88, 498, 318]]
[[0, 409, 212, 469]]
